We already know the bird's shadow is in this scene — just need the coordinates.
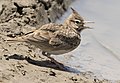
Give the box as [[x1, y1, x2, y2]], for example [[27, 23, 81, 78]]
[[5, 54, 80, 73]]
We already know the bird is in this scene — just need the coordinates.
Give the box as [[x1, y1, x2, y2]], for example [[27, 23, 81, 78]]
[[7, 8, 93, 70]]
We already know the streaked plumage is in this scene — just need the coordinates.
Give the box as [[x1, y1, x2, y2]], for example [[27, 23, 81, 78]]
[[7, 8, 92, 70]]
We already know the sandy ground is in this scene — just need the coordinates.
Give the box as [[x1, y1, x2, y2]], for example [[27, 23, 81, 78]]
[[0, 54, 109, 83], [0, 0, 116, 83]]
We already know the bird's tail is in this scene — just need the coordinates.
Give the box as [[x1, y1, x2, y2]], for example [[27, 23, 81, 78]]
[[6, 37, 26, 43]]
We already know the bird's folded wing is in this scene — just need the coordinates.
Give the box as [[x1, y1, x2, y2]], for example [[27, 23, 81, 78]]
[[49, 37, 63, 46], [24, 23, 63, 42], [24, 30, 53, 42]]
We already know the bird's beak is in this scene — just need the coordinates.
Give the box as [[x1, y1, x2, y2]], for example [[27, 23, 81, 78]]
[[83, 21, 94, 29], [84, 21, 95, 24], [84, 26, 93, 29]]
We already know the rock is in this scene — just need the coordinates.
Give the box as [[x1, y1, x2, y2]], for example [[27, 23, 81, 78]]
[[49, 70, 56, 76], [0, 0, 72, 34]]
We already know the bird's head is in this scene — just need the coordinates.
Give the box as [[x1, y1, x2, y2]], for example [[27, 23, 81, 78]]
[[64, 7, 94, 33]]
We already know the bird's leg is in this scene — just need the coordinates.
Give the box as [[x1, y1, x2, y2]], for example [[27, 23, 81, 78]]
[[42, 51, 66, 70]]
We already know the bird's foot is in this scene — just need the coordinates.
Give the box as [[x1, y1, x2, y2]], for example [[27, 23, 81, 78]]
[[42, 51, 67, 71]]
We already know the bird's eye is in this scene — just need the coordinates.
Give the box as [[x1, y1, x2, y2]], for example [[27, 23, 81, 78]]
[[75, 21, 80, 24], [75, 20, 81, 24]]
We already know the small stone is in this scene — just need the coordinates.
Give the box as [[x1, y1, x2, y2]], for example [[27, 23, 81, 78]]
[[5, 57, 9, 60], [3, 54, 8, 57], [70, 77, 78, 81], [49, 70, 56, 76]]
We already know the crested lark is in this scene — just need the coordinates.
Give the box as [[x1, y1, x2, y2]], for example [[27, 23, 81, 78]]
[[7, 8, 93, 70]]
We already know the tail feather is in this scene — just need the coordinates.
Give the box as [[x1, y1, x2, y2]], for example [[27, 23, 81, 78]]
[[6, 37, 26, 42]]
